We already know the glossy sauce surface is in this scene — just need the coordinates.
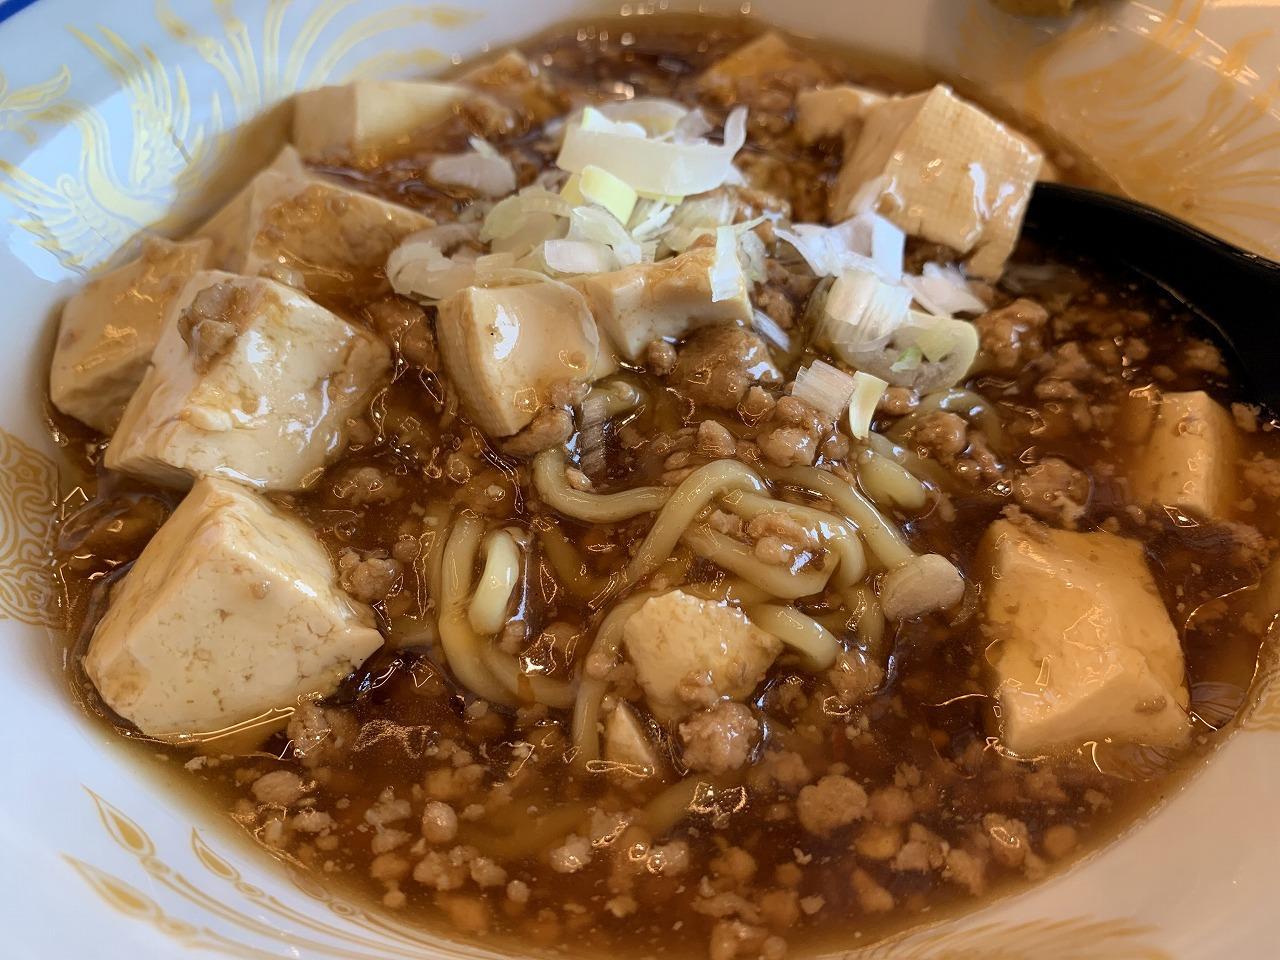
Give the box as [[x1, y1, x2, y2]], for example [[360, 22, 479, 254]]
[[48, 16, 1280, 959]]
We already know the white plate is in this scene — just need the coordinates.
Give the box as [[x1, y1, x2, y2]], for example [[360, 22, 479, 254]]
[[2, 1, 1278, 957]]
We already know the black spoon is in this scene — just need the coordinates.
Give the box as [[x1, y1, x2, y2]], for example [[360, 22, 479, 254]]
[[1023, 182, 1280, 413]]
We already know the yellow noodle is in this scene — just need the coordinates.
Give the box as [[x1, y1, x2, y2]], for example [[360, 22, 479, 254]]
[[865, 430, 955, 490], [534, 449, 670, 522], [685, 578, 774, 605], [682, 525, 832, 599], [422, 504, 453, 618], [583, 380, 646, 418], [720, 491, 867, 588], [641, 775, 739, 835], [440, 515, 517, 705], [467, 528, 521, 636], [766, 465, 915, 569], [464, 802, 590, 860], [536, 523, 615, 601], [746, 604, 840, 671], [623, 459, 767, 587], [570, 592, 659, 770], [480, 644, 577, 709], [856, 449, 929, 512]]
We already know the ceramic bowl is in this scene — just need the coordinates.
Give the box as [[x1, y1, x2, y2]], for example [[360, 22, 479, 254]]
[[2, 1, 1278, 957]]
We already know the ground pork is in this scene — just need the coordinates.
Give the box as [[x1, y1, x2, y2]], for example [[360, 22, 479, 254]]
[[286, 700, 358, 767], [827, 650, 885, 705], [421, 801, 459, 844], [338, 548, 403, 602], [878, 386, 919, 416], [679, 702, 759, 774], [913, 411, 969, 460], [796, 775, 869, 835], [251, 770, 307, 806], [974, 298, 1047, 373], [850, 868, 894, 912], [696, 419, 738, 459], [1242, 456, 1280, 499], [178, 280, 250, 372], [332, 465, 401, 505], [1012, 457, 1089, 528], [757, 395, 833, 467], [366, 296, 438, 368], [671, 324, 781, 410], [645, 339, 678, 375]]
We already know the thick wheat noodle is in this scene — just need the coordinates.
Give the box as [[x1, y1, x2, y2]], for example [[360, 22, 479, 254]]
[[623, 459, 767, 588], [387, 505, 453, 649], [865, 430, 955, 490], [536, 524, 614, 600], [844, 583, 887, 656], [533, 448, 669, 522], [886, 388, 1004, 444], [766, 465, 915, 569], [467, 528, 521, 635], [479, 643, 577, 709], [682, 525, 832, 598], [685, 578, 774, 605], [583, 380, 646, 419], [745, 603, 840, 670], [720, 491, 867, 588], [464, 803, 590, 860], [440, 515, 517, 705], [422, 505, 453, 616], [641, 775, 736, 835], [570, 591, 659, 770], [856, 448, 929, 511]]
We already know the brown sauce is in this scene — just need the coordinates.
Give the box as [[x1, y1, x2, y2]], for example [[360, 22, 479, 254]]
[[45, 15, 1280, 960]]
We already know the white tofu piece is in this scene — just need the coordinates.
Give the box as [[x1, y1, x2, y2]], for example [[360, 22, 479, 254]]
[[622, 590, 781, 723], [84, 477, 383, 738], [105, 271, 390, 491], [832, 85, 1043, 278], [796, 86, 888, 144], [979, 519, 1191, 755], [197, 146, 430, 298], [574, 247, 752, 363], [603, 702, 662, 776], [697, 32, 833, 102], [1129, 390, 1238, 520], [292, 81, 466, 162], [436, 281, 600, 437], [49, 237, 212, 434]]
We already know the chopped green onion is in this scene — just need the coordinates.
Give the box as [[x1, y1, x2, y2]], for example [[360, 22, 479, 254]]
[[891, 346, 924, 373], [847, 371, 888, 440], [578, 165, 639, 224]]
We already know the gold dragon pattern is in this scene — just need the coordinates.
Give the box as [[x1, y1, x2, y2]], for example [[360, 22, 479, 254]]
[[0, 0, 1270, 954], [72, 787, 1171, 960]]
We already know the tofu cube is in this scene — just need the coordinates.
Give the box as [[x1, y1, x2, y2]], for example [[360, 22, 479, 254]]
[[197, 146, 430, 298], [1129, 390, 1238, 520], [832, 85, 1042, 278], [603, 701, 663, 778], [49, 237, 212, 434], [84, 477, 383, 738], [436, 281, 600, 437], [796, 86, 888, 144], [979, 519, 1191, 754], [292, 81, 466, 162], [622, 590, 781, 723], [105, 271, 390, 490], [697, 32, 834, 104], [574, 247, 752, 363]]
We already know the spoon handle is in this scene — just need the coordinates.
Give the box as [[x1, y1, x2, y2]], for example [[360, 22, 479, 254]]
[[1025, 183, 1280, 412]]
